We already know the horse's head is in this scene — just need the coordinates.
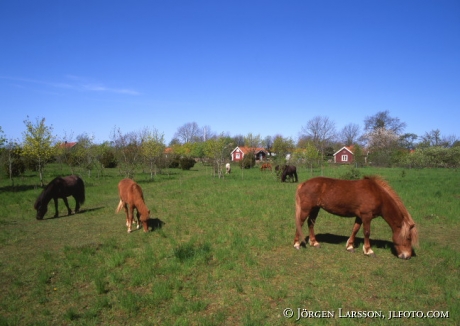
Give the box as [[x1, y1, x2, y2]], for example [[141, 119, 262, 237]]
[[34, 200, 47, 220], [393, 222, 418, 260]]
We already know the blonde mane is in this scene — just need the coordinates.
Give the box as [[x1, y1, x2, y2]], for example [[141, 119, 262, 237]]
[[367, 176, 419, 246]]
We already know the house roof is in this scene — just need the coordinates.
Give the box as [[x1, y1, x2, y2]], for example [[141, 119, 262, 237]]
[[333, 146, 354, 156], [59, 142, 78, 149], [230, 146, 267, 155]]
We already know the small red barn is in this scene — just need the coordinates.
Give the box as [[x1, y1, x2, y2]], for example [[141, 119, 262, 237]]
[[333, 146, 354, 164], [230, 147, 267, 162]]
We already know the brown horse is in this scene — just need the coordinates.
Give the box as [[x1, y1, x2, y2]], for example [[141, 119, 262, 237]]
[[293, 176, 418, 259], [260, 163, 272, 171], [34, 175, 85, 220], [276, 165, 298, 182], [116, 178, 150, 233]]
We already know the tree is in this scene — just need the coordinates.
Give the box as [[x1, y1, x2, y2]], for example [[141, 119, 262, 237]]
[[419, 129, 457, 148], [243, 133, 262, 148], [340, 123, 361, 146], [174, 122, 201, 144], [362, 127, 399, 166], [299, 116, 336, 168], [364, 110, 406, 134], [272, 135, 294, 164], [141, 127, 165, 180], [2, 140, 25, 185], [0, 126, 5, 147], [111, 127, 143, 178], [22, 117, 55, 186], [399, 133, 418, 150], [204, 135, 233, 178], [292, 141, 319, 176]]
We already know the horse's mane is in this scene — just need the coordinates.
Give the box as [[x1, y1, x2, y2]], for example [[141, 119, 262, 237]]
[[34, 178, 58, 209], [365, 176, 418, 246]]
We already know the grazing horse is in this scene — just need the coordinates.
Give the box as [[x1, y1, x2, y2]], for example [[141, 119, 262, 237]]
[[116, 178, 150, 233], [225, 163, 231, 174], [293, 176, 418, 259], [276, 165, 297, 182], [34, 175, 85, 220], [260, 163, 272, 171]]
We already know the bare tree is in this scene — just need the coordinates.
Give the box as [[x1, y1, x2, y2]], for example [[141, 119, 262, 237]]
[[174, 122, 202, 144], [300, 116, 336, 163], [420, 129, 458, 148], [340, 123, 361, 146], [364, 110, 406, 134]]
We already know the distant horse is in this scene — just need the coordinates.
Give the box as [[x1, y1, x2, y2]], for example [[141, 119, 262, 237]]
[[275, 165, 297, 182], [34, 175, 85, 220], [293, 176, 418, 259], [225, 163, 231, 174], [116, 178, 150, 233], [260, 163, 272, 171]]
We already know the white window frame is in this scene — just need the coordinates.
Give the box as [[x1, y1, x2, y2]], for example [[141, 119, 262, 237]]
[[341, 154, 348, 162]]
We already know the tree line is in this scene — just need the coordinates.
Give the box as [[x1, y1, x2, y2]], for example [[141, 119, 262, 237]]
[[1, 112, 459, 185]]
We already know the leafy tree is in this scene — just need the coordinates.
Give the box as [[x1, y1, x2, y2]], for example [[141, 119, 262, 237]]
[[141, 128, 165, 180], [22, 117, 55, 186], [272, 135, 294, 164], [111, 127, 143, 178], [0, 126, 5, 147], [203, 135, 233, 178], [244, 133, 262, 148], [98, 142, 117, 168], [292, 141, 319, 176], [2, 140, 25, 184]]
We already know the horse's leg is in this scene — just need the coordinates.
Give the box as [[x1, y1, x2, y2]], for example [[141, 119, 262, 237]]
[[127, 205, 135, 233], [62, 197, 72, 215], [73, 195, 81, 213], [361, 216, 375, 257], [346, 217, 362, 252], [307, 207, 321, 248], [53, 198, 59, 218], [294, 204, 309, 249], [135, 210, 141, 230]]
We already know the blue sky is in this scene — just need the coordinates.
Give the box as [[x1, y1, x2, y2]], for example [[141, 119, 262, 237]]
[[1, 0, 459, 145]]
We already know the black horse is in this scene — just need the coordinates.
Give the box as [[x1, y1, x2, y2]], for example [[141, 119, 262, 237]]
[[34, 175, 85, 220], [276, 165, 298, 182]]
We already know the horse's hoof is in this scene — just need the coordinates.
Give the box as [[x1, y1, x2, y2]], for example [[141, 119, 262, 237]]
[[347, 248, 355, 253], [294, 242, 301, 250]]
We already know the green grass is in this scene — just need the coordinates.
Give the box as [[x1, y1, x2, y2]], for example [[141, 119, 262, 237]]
[[0, 164, 459, 325]]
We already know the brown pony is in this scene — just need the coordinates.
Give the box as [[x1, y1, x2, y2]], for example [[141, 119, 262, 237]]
[[260, 163, 272, 171], [293, 176, 418, 259], [34, 175, 85, 220], [116, 178, 150, 233]]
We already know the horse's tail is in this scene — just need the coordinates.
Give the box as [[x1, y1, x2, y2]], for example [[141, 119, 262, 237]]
[[116, 199, 124, 213], [78, 178, 85, 205]]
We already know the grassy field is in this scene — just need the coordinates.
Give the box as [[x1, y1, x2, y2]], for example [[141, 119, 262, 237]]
[[0, 163, 459, 325]]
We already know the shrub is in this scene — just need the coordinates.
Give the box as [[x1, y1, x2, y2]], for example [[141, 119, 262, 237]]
[[180, 157, 196, 170], [240, 152, 255, 169], [341, 167, 361, 180], [99, 149, 117, 168]]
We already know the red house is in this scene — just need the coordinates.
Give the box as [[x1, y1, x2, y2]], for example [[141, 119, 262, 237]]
[[230, 147, 267, 162], [333, 146, 354, 164]]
